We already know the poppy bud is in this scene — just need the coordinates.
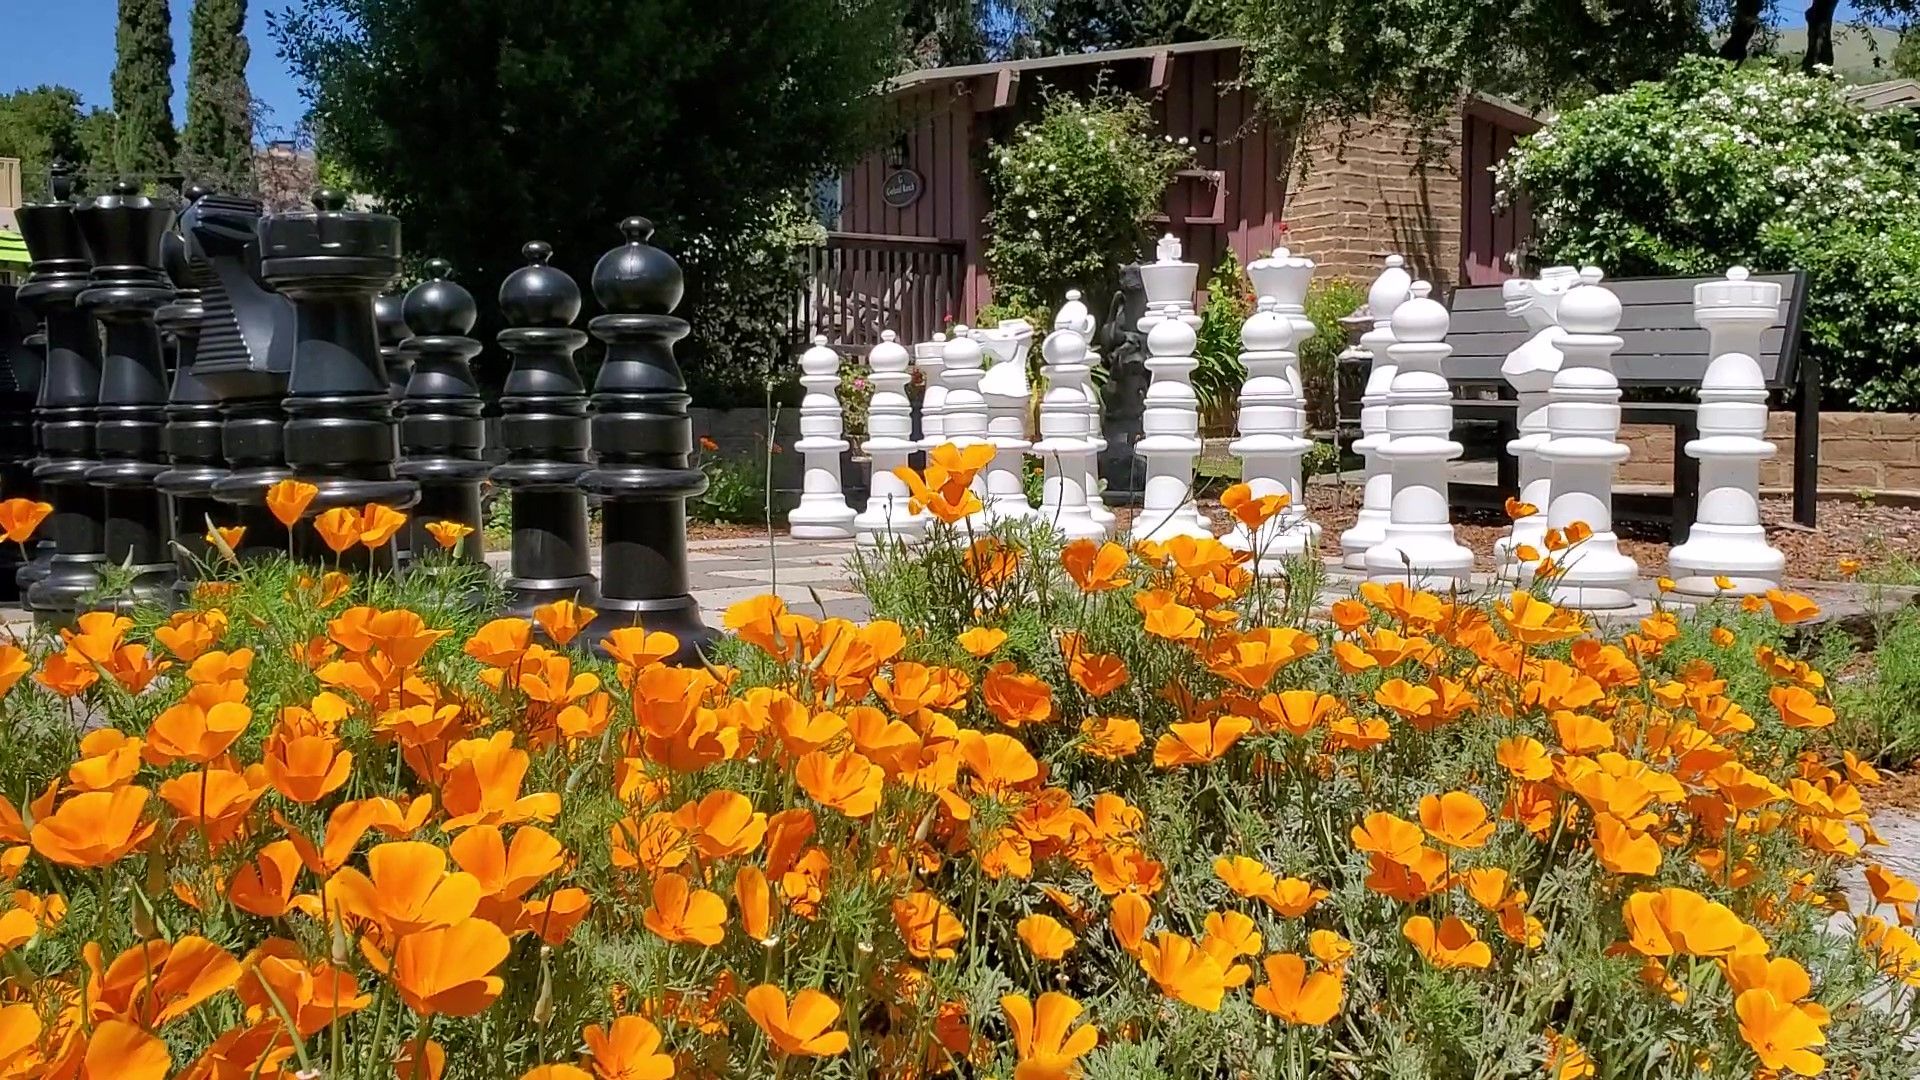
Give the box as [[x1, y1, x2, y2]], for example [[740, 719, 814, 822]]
[[532, 945, 554, 1026]]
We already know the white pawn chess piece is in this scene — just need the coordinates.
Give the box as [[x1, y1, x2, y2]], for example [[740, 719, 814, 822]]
[[1364, 282, 1474, 588], [1340, 255, 1413, 569], [1495, 266, 1579, 579], [788, 335, 859, 539], [1134, 234, 1212, 543], [855, 330, 927, 546], [977, 323, 1040, 522], [914, 331, 948, 458], [1247, 249, 1321, 560], [936, 327, 992, 522], [1224, 298, 1308, 575], [1667, 267, 1786, 597], [1537, 268, 1639, 609], [1034, 316, 1106, 540], [1057, 290, 1116, 530]]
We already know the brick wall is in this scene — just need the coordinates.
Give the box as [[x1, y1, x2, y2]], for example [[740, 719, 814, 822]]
[[1617, 412, 1920, 494], [1283, 112, 1462, 288]]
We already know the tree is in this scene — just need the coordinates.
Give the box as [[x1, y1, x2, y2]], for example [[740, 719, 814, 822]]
[[111, 0, 179, 179], [1033, 0, 1198, 53], [183, 0, 256, 190], [1896, 26, 1920, 77], [0, 87, 88, 195]]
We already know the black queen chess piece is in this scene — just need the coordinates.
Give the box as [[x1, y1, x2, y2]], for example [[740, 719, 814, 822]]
[[396, 260, 488, 564], [18, 180, 109, 625], [577, 218, 715, 661], [155, 184, 229, 595], [492, 241, 600, 620], [258, 189, 413, 566]]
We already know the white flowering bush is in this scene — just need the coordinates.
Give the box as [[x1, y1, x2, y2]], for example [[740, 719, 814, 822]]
[[984, 91, 1191, 313], [1497, 57, 1920, 409]]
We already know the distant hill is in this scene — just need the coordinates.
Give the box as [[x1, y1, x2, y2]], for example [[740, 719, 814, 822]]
[[1760, 23, 1904, 83]]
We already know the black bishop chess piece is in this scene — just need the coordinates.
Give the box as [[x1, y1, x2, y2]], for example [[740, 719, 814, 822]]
[[493, 241, 600, 620], [19, 176, 109, 625], [155, 184, 229, 595], [0, 284, 45, 600], [577, 217, 715, 661], [396, 259, 488, 565], [258, 189, 412, 566]]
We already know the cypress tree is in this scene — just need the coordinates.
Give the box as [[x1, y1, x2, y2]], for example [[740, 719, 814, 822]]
[[111, 0, 178, 180], [183, 0, 254, 190]]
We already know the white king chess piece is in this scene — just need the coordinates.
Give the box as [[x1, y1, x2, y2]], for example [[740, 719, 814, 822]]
[[1340, 254, 1412, 569], [1034, 309, 1106, 540], [854, 330, 927, 546], [1223, 297, 1308, 575], [1364, 281, 1474, 588], [976, 320, 1040, 522], [1667, 267, 1786, 597], [1134, 233, 1211, 542], [1496, 265, 1579, 579], [1056, 290, 1115, 530], [787, 335, 859, 539], [1537, 268, 1639, 609]]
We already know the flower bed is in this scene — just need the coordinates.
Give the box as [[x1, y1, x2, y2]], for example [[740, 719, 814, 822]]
[[0, 458, 1916, 1079]]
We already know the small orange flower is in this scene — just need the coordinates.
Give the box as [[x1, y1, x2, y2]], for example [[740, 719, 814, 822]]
[[955, 626, 1007, 658], [1002, 992, 1099, 1077], [533, 599, 597, 647], [1018, 914, 1078, 960], [583, 1015, 676, 1080], [643, 871, 727, 946], [1764, 589, 1820, 624], [266, 479, 320, 527], [358, 504, 409, 548], [699, 435, 721, 451], [0, 498, 52, 544], [1137, 931, 1229, 1011], [983, 662, 1053, 727], [1152, 715, 1251, 767], [1062, 539, 1130, 592], [29, 786, 156, 868], [1252, 953, 1343, 1025], [1417, 791, 1495, 849], [204, 524, 246, 558], [736, 866, 774, 941], [424, 520, 474, 549], [1219, 482, 1290, 530], [381, 918, 510, 1017], [314, 507, 363, 553], [1403, 915, 1492, 969], [795, 750, 883, 818], [1503, 496, 1539, 521], [744, 984, 851, 1057]]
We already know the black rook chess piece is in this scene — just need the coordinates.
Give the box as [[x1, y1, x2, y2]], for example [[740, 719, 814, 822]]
[[493, 241, 599, 620], [258, 190, 411, 565], [577, 218, 715, 661], [19, 186, 109, 625], [396, 259, 488, 563], [155, 185, 228, 593], [0, 286, 45, 599]]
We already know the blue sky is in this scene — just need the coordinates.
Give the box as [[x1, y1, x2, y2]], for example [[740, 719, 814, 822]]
[[4, 1, 307, 142]]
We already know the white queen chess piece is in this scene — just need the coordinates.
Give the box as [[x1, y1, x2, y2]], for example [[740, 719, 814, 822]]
[[1364, 282, 1474, 588], [1496, 265, 1579, 578], [1223, 298, 1308, 575], [854, 330, 926, 545], [1134, 234, 1212, 543], [977, 320, 1040, 522], [1667, 267, 1786, 597], [1034, 309, 1106, 540], [787, 335, 859, 539], [1537, 268, 1639, 609], [1340, 255, 1413, 568]]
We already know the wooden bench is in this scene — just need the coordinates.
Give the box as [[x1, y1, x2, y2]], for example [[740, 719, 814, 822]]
[[1442, 272, 1816, 542]]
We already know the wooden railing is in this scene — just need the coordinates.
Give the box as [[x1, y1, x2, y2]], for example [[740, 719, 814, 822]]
[[793, 232, 966, 353]]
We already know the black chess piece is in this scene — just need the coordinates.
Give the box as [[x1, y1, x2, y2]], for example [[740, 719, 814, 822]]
[[19, 184, 109, 625], [375, 291, 416, 402], [186, 194, 297, 558], [577, 217, 715, 661], [493, 241, 600, 620], [396, 259, 488, 564], [155, 184, 228, 594], [0, 286, 45, 600], [258, 190, 412, 567]]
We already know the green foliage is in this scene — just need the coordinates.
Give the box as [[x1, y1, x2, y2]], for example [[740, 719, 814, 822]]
[[1899, 29, 1920, 78], [1499, 56, 1920, 409], [111, 0, 179, 178], [694, 454, 772, 525], [1193, 250, 1253, 423], [0, 87, 115, 196], [1826, 605, 1920, 768], [679, 194, 826, 408], [984, 90, 1190, 314], [1301, 277, 1365, 429], [1033, 0, 1198, 53], [182, 0, 256, 191]]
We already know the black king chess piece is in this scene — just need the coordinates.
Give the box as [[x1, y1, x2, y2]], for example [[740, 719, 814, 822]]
[[258, 190, 412, 566], [577, 218, 715, 661], [19, 180, 109, 625], [493, 241, 600, 620], [155, 185, 228, 594], [396, 259, 488, 564]]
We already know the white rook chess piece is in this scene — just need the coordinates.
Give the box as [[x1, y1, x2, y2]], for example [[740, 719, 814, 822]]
[[1243, 250, 1320, 566], [789, 335, 859, 539], [1135, 234, 1211, 543], [1496, 266, 1579, 579], [1537, 268, 1639, 609], [937, 327, 992, 521], [1224, 298, 1307, 575], [1057, 290, 1116, 531], [914, 331, 948, 459], [855, 330, 926, 546], [1035, 312, 1105, 540], [977, 321, 1039, 522], [1667, 267, 1786, 597], [1364, 282, 1474, 588], [1341, 255, 1412, 569]]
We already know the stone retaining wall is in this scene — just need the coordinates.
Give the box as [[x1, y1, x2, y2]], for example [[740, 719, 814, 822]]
[[1617, 411, 1920, 494]]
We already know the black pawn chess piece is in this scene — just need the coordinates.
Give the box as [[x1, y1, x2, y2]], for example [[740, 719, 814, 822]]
[[577, 217, 715, 661], [258, 189, 411, 567], [396, 259, 488, 563], [186, 194, 297, 558], [0, 286, 45, 600], [493, 241, 599, 620], [19, 184, 109, 625], [155, 184, 228, 595]]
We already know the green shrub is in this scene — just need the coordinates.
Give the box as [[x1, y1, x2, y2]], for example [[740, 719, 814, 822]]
[[1194, 250, 1255, 428], [693, 454, 772, 525]]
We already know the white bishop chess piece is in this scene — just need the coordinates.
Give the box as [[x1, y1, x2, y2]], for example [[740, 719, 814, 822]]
[[788, 335, 858, 539], [1496, 266, 1579, 579], [1364, 282, 1474, 588], [1340, 255, 1412, 569], [1034, 306, 1106, 541], [854, 330, 926, 545], [1134, 234, 1212, 543]]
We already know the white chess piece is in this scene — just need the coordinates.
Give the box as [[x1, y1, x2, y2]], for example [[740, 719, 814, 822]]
[[1495, 266, 1579, 579], [1034, 312, 1105, 540], [914, 331, 948, 457], [1667, 267, 1786, 597], [1244, 250, 1321, 565], [1134, 234, 1211, 543], [1364, 282, 1474, 588], [1537, 268, 1639, 609], [1223, 297, 1306, 575], [1057, 290, 1116, 530], [1340, 255, 1413, 569], [855, 330, 926, 545], [788, 334, 859, 539], [936, 326, 992, 523], [977, 321, 1040, 522]]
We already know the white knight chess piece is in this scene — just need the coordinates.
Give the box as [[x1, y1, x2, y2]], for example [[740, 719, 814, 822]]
[[1496, 266, 1579, 578], [976, 320, 1040, 522]]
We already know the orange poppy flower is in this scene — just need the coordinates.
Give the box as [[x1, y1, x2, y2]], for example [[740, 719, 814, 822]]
[[395, 1038, 446, 1080], [439, 731, 562, 831], [227, 839, 316, 918], [238, 947, 371, 1036], [66, 729, 143, 792], [313, 507, 363, 553], [447, 824, 566, 909], [0, 498, 52, 544], [983, 662, 1053, 727], [159, 767, 268, 848], [1137, 931, 1229, 1011], [264, 479, 319, 527], [673, 790, 767, 860], [1110, 892, 1152, 953], [0, 644, 30, 700], [533, 599, 597, 647], [1078, 715, 1142, 759], [76, 1019, 172, 1080], [465, 618, 533, 668], [263, 732, 353, 803], [204, 524, 246, 558], [1256, 689, 1339, 738], [1495, 591, 1585, 645], [1769, 685, 1834, 730], [743, 984, 851, 1057], [795, 750, 883, 818], [424, 520, 474, 549], [354, 504, 408, 548], [955, 626, 1008, 658], [1252, 953, 1343, 1025], [523, 888, 592, 946], [1622, 888, 1764, 959], [735, 865, 774, 941], [381, 918, 510, 1017], [35, 651, 99, 697], [1002, 992, 1098, 1079], [327, 841, 483, 943], [1151, 715, 1251, 768], [892, 891, 965, 960], [1219, 481, 1290, 531], [1067, 651, 1127, 698], [1403, 915, 1492, 969], [1593, 812, 1662, 876], [1417, 791, 1495, 849], [601, 627, 679, 671], [583, 1015, 676, 1080], [1763, 589, 1819, 624], [1503, 496, 1539, 520], [1061, 539, 1130, 592], [1135, 590, 1202, 641], [145, 691, 251, 766], [643, 871, 727, 946], [1018, 914, 1077, 961], [1265, 877, 1328, 918], [30, 786, 155, 868]]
